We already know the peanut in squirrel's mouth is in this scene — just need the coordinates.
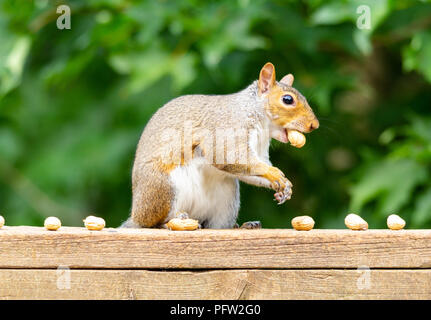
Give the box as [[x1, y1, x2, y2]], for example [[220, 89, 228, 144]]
[[285, 127, 305, 134], [277, 128, 305, 144]]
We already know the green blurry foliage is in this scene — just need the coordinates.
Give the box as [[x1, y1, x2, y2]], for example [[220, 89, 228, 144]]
[[351, 116, 431, 227], [0, 0, 431, 228]]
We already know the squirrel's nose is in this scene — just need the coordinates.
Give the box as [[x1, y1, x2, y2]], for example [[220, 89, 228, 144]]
[[308, 119, 319, 131]]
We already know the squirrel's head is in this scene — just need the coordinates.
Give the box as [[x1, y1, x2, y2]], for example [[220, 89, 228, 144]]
[[258, 62, 319, 143]]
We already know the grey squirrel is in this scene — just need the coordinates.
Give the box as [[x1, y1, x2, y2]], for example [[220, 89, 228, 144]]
[[121, 62, 319, 229]]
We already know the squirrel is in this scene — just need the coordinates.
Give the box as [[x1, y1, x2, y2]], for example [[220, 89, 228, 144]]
[[121, 62, 319, 229]]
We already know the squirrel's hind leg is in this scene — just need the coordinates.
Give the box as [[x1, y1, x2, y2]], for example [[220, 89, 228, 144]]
[[128, 164, 175, 228]]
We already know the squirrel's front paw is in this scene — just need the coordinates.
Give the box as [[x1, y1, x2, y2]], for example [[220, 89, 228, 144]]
[[274, 184, 292, 204], [263, 166, 293, 205], [271, 174, 292, 205]]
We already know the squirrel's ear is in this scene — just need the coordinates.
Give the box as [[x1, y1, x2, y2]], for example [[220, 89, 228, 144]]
[[258, 62, 276, 95], [280, 74, 294, 86]]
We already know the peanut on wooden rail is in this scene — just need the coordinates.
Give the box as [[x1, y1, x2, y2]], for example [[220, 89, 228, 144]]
[[291, 216, 315, 231], [84, 216, 106, 231], [344, 213, 368, 231], [0, 216, 4, 228], [166, 212, 200, 231], [44, 217, 61, 231], [287, 130, 306, 148], [387, 214, 405, 230]]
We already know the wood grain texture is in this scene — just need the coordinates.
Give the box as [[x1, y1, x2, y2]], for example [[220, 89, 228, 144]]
[[1, 269, 430, 300], [1, 226, 431, 269]]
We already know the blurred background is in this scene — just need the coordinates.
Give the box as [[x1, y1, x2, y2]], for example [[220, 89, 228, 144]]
[[1, 0, 430, 228]]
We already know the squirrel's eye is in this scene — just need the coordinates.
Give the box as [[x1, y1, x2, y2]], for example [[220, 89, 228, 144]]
[[282, 94, 294, 105]]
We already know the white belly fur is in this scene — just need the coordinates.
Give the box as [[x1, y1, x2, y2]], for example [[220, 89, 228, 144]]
[[168, 158, 239, 228]]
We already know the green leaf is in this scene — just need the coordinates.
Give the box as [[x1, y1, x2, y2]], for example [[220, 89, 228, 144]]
[[412, 187, 431, 227], [109, 45, 171, 93], [310, 2, 353, 25], [402, 31, 431, 83], [350, 159, 428, 214], [0, 36, 30, 97]]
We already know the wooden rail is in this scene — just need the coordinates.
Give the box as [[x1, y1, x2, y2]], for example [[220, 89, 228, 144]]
[[0, 226, 430, 299]]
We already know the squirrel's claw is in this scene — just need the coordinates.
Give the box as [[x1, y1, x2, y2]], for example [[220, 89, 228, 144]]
[[274, 184, 292, 204], [270, 172, 292, 204]]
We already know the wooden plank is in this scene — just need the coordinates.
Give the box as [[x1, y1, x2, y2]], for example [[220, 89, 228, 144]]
[[1, 226, 431, 269], [0, 269, 430, 300]]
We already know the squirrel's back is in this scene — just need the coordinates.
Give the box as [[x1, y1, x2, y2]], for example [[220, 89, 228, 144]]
[[135, 82, 264, 163]]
